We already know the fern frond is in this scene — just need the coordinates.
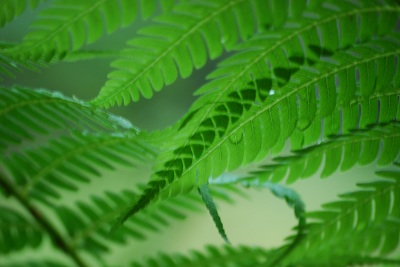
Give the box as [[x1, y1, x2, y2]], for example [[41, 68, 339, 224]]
[[54, 188, 202, 257], [0, 86, 136, 151], [119, 30, 400, 224], [0, 0, 46, 28], [237, 123, 400, 185], [0, 206, 42, 254], [48, 183, 245, 258], [2, 0, 173, 61], [280, 168, 400, 266], [92, 0, 289, 107], [0, 131, 154, 204], [129, 244, 271, 267]]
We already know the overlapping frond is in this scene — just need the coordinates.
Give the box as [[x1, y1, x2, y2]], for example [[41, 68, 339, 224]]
[[238, 123, 400, 185], [279, 167, 400, 266], [0, 86, 136, 151], [0, 206, 42, 254], [129, 244, 271, 267], [117, 30, 400, 225], [2, 0, 174, 61], [54, 183, 244, 258], [0, 130, 154, 204], [0, 0, 46, 28], [93, 0, 293, 107]]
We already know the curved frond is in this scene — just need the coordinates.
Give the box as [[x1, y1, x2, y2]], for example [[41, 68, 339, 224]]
[[239, 123, 400, 185], [0, 86, 136, 151], [0, 131, 154, 204], [50, 184, 245, 258], [0, 0, 46, 28], [279, 168, 400, 266], [119, 31, 400, 224], [0, 206, 42, 254], [3, 0, 173, 61], [92, 0, 291, 107], [129, 244, 271, 267]]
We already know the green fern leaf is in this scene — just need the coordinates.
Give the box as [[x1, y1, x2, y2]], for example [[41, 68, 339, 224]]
[[92, 0, 286, 107], [2, 0, 172, 61], [119, 31, 400, 225], [0, 0, 46, 28], [0, 131, 154, 203], [49, 184, 244, 258], [280, 168, 400, 266], [237, 123, 400, 185], [0, 206, 42, 254], [0, 86, 136, 151]]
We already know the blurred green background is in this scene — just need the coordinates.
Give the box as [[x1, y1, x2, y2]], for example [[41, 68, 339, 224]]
[[0, 3, 381, 266]]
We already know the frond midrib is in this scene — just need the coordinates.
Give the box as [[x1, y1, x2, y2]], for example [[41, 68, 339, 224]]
[[93, 0, 246, 106], [159, 47, 400, 198]]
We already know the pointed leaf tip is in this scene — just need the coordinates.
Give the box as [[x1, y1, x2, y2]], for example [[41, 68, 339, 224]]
[[198, 183, 230, 244]]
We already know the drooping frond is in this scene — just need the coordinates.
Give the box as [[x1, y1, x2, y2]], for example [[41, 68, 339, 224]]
[[50, 184, 245, 259], [278, 167, 400, 266], [55, 188, 202, 258], [92, 0, 301, 107], [0, 130, 154, 204], [0, 206, 42, 254], [129, 244, 271, 267], [0, 0, 46, 28], [2, 0, 174, 61], [0, 86, 136, 151], [118, 29, 400, 224], [236, 123, 400, 185]]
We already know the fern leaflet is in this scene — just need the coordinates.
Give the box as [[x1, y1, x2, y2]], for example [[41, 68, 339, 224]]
[[279, 167, 400, 266]]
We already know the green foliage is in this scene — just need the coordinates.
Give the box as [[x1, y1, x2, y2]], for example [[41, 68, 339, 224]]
[[0, 0, 400, 267]]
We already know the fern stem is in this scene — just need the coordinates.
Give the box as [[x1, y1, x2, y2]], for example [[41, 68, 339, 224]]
[[0, 172, 89, 267]]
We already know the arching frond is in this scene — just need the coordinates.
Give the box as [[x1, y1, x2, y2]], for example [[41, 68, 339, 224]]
[[0, 206, 42, 254], [3, 0, 174, 61], [0, 0, 46, 28], [50, 183, 245, 258], [0, 86, 136, 151], [279, 168, 400, 266], [129, 244, 271, 267], [0, 130, 154, 204], [239, 123, 400, 185], [92, 0, 295, 107], [117, 32, 400, 225]]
